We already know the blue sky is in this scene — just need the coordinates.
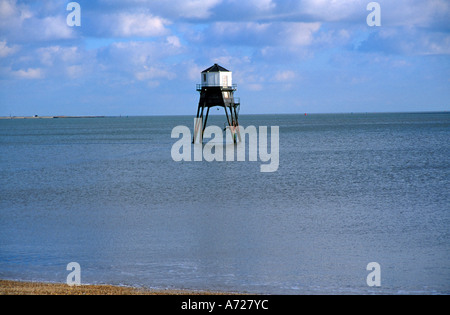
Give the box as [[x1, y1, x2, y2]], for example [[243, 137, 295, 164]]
[[0, 0, 449, 116]]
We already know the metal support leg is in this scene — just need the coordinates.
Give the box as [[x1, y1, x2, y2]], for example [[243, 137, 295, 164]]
[[202, 107, 210, 137]]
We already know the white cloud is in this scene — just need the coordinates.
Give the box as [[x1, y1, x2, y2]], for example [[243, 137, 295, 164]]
[[0, 0, 74, 42], [0, 40, 19, 57], [279, 22, 321, 46], [12, 68, 43, 79], [300, 0, 362, 22], [37, 46, 81, 66], [135, 66, 176, 81], [65, 65, 84, 79], [381, 0, 450, 28], [112, 13, 169, 37], [186, 62, 204, 81], [209, 21, 321, 47], [275, 70, 296, 82], [210, 22, 268, 42], [253, 0, 276, 11], [40, 16, 74, 40], [176, 0, 223, 18], [0, 0, 17, 18], [29, 45, 97, 80], [297, 0, 450, 30], [358, 26, 450, 55], [102, 40, 183, 84], [166, 36, 182, 48], [227, 0, 275, 12], [98, 0, 222, 19], [247, 83, 263, 91], [0, 0, 31, 30], [91, 11, 170, 38], [108, 41, 167, 65]]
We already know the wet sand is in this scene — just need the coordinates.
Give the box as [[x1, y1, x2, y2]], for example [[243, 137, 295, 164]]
[[0, 280, 230, 295]]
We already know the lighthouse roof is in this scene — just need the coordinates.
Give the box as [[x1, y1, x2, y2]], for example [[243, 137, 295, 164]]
[[202, 63, 230, 73]]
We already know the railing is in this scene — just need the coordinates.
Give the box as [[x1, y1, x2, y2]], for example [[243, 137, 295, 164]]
[[223, 97, 240, 106], [196, 83, 237, 91]]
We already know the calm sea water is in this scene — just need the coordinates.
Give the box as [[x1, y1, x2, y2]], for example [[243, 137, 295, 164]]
[[0, 113, 449, 294]]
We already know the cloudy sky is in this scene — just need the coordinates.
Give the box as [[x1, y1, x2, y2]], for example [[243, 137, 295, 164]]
[[0, 0, 449, 116]]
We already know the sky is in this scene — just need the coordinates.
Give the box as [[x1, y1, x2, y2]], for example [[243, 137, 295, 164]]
[[0, 0, 449, 116]]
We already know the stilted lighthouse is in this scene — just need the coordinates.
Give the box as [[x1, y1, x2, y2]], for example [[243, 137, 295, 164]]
[[193, 64, 241, 143]]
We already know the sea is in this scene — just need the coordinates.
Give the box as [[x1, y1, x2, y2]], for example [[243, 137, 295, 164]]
[[0, 113, 449, 294]]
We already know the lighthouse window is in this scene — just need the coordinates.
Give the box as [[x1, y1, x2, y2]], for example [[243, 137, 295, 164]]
[[223, 75, 228, 87], [203, 74, 206, 82]]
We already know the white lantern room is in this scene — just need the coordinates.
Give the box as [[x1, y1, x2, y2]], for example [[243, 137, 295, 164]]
[[201, 64, 233, 88]]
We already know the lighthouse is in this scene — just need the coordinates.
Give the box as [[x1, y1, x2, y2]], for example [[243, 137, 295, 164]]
[[193, 64, 241, 143]]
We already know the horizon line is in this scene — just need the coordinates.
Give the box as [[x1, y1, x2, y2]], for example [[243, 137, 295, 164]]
[[1, 110, 449, 119]]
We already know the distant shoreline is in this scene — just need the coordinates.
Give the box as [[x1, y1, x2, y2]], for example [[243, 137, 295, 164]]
[[0, 111, 448, 120], [0, 280, 235, 295], [0, 116, 106, 120]]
